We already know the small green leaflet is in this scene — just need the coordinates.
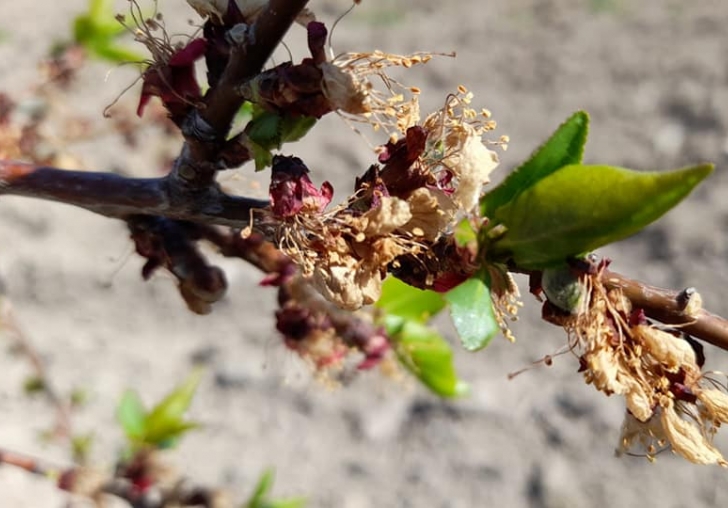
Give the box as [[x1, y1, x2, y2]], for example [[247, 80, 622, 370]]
[[444, 271, 499, 351], [376, 276, 446, 321], [73, 0, 145, 64], [389, 319, 470, 398], [117, 390, 147, 442], [489, 163, 713, 269], [481, 111, 589, 218], [246, 108, 317, 170], [244, 468, 307, 508], [375, 277, 466, 398], [116, 369, 203, 450]]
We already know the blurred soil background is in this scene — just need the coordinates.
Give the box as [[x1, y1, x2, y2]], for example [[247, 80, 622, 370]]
[[2, 0, 728, 506]]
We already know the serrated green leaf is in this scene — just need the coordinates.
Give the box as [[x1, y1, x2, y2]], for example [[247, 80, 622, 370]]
[[392, 321, 469, 398], [279, 115, 317, 144], [444, 272, 499, 351], [481, 111, 589, 217], [251, 142, 274, 171], [247, 112, 283, 150], [143, 369, 203, 446], [376, 277, 446, 323], [489, 163, 713, 269], [117, 390, 147, 441]]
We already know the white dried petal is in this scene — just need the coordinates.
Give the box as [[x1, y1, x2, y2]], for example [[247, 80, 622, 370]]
[[634, 325, 697, 373], [444, 124, 499, 211], [616, 409, 665, 457], [697, 388, 728, 424], [661, 403, 727, 466], [624, 380, 654, 422], [586, 348, 625, 394]]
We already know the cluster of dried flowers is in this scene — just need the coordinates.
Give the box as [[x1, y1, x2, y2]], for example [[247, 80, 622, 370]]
[[543, 261, 728, 466], [123, 0, 728, 467]]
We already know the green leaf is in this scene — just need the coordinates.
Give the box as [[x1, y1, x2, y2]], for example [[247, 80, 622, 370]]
[[73, 0, 145, 63], [248, 469, 275, 507], [392, 321, 469, 398], [88, 42, 144, 64], [251, 143, 274, 171], [444, 272, 499, 351], [489, 163, 713, 269], [453, 218, 477, 249], [246, 112, 317, 170], [245, 469, 307, 508], [143, 369, 203, 446], [117, 390, 147, 441], [279, 115, 317, 144], [481, 110, 589, 217], [375, 277, 446, 323], [247, 112, 283, 150]]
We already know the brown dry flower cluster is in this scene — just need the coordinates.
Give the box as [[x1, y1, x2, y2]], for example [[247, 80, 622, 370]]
[[549, 269, 728, 466], [276, 75, 505, 310]]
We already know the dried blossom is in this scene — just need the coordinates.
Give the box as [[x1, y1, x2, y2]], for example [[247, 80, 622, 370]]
[[116, 6, 206, 122], [276, 276, 392, 373], [545, 267, 728, 466], [421, 87, 502, 213], [322, 50, 442, 132]]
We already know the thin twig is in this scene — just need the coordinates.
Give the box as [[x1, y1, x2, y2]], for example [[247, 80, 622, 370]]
[[602, 269, 728, 352]]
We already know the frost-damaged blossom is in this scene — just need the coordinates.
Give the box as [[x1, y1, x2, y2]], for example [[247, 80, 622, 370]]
[[321, 50, 432, 133], [116, 4, 206, 123], [544, 263, 728, 466], [421, 87, 505, 212], [269, 86, 508, 311], [275, 275, 392, 374]]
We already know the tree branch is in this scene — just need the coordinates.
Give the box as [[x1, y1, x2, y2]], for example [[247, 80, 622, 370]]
[[0, 160, 268, 228], [174, 0, 311, 187], [602, 269, 728, 352]]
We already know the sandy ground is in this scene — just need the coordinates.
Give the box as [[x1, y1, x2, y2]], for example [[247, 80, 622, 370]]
[[2, 0, 728, 507]]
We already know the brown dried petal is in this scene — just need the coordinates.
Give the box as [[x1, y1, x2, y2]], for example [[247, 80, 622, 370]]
[[320, 62, 370, 115], [312, 262, 382, 311], [362, 196, 412, 236], [402, 187, 454, 241]]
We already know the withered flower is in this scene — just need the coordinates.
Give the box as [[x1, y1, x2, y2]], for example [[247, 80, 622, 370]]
[[546, 265, 728, 466]]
